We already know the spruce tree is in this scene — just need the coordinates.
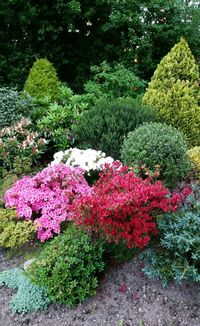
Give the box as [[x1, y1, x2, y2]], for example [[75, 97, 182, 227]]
[[143, 37, 200, 146], [23, 58, 60, 100]]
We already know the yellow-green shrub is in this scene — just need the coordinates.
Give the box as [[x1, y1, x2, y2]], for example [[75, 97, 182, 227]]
[[187, 147, 200, 179], [143, 37, 200, 146], [0, 208, 36, 248], [23, 58, 60, 100]]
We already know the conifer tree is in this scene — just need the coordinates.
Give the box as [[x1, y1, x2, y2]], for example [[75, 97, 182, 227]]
[[23, 58, 60, 100], [143, 37, 200, 146]]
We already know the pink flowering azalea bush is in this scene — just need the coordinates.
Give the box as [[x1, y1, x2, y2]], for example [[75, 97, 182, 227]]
[[5, 164, 91, 241]]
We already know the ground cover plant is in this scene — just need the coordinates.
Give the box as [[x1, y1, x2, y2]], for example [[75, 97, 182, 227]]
[[141, 185, 200, 287]]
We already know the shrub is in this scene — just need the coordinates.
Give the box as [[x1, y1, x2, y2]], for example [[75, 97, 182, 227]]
[[0, 87, 20, 128], [121, 122, 191, 188], [72, 162, 183, 249], [5, 164, 91, 242], [0, 268, 51, 313], [0, 118, 47, 176], [141, 186, 200, 286], [23, 58, 60, 100], [0, 208, 35, 248], [0, 174, 18, 207], [143, 37, 200, 146], [28, 224, 105, 306], [52, 148, 114, 173], [82, 61, 146, 107], [187, 147, 200, 180], [73, 98, 159, 159]]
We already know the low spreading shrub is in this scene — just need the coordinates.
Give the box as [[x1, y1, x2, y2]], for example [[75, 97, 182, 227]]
[[5, 164, 91, 242], [73, 98, 159, 159], [72, 162, 183, 249], [141, 186, 200, 286], [0, 268, 51, 313], [0, 118, 47, 176], [121, 122, 191, 188], [28, 224, 105, 306], [0, 208, 35, 248]]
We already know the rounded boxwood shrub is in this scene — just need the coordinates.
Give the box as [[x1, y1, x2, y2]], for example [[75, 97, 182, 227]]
[[73, 98, 159, 159], [23, 58, 60, 100], [121, 122, 191, 188], [28, 224, 105, 306]]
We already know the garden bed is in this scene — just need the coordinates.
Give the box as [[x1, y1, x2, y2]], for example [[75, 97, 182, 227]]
[[0, 249, 200, 326]]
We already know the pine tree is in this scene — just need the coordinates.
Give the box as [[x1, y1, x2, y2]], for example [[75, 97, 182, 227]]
[[143, 37, 200, 146], [23, 58, 60, 100]]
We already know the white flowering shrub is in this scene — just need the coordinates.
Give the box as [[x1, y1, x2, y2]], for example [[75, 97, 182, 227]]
[[51, 148, 114, 173]]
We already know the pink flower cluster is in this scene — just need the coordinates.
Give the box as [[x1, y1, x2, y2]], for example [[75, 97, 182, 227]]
[[5, 164, 91, 241]]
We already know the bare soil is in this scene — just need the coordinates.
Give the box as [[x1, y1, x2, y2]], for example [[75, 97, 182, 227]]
[[0, 249, 200, 326]]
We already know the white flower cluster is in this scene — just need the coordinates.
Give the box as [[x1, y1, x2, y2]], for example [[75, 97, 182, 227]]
[[51, 148, 114, 172]]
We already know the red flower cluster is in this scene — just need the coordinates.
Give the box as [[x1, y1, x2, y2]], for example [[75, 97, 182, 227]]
[[72, 162, 183, 249]]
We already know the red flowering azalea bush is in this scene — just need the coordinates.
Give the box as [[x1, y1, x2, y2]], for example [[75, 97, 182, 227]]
[[5, 164, 91, 242], [72, 162, 183, 249]]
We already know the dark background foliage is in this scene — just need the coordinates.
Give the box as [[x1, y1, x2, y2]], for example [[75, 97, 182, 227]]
[[0, 0, 199, 91]]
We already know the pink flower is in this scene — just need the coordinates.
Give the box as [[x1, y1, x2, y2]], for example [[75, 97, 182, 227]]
[[5, 164, 91, 241]]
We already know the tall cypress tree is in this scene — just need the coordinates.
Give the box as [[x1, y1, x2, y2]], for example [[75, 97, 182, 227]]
[[143, 37, 200, 146]]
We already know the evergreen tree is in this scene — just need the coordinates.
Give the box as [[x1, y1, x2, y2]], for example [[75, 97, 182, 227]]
[[23, 58, 60, 100], [143, 37, 200, 146]]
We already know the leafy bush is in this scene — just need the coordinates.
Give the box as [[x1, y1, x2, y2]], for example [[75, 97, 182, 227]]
[[121, 122, 191, 188], [82, 61, 146, 107], [52, 148, 113, 173], [28, 224, 105, 306], [0, 208, 35, 248], [0, 87, 20, 128], [73, 98, 159, 159], [37, 102, 74, 150], [23, 58, 61, 100], [5, 164, 91, 242], [0, 268, 51, 313], [0, 174, 18, 207], [72, 162, 182, 249], [0, 118, 47, 176], [143, 38, 200, 146], [141, 186, 200, 286], [187, 147, 200, 180]]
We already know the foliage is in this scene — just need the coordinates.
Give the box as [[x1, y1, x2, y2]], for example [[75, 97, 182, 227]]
[[0, 87, 20, 128], [5, 164, 91, 242], [0, 268, 51, 313], [0, 208, 35, 248], [28, 224, 105, 306], [141, 186, 200, 286], [52, 148, 113, 173], [0, 118, 47, 177], [0, 174, 18, 207], [82, 61, 146, 106], [121, 122, 191, 189], [1, 1, 200, 90], [143, 38, 200, 146], [72, 161, 183, 249], [23, 58, 61, 100], [73, 98, 159, 159], [187, 147, 200, 180]]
